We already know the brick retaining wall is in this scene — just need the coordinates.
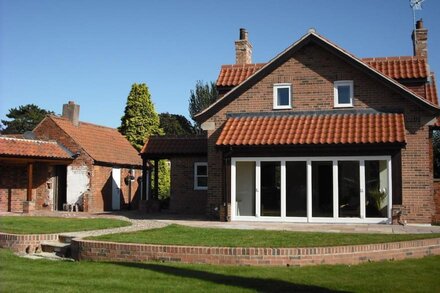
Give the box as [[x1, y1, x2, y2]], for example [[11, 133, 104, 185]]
[[0, 233, 59, 253], [71, 237, 440, 267]]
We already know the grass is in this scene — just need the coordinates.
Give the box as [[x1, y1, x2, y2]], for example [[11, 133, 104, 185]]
[[1, 248, 439, 292], [90, 224, 440, 248], [0, 216, 130, 234]]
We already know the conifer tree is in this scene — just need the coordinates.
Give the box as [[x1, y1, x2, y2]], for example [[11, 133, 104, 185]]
[[119, 83, 163, 150]]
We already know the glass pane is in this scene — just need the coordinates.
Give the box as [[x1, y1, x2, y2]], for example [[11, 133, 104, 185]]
[[366, 160, 389, 218], [312, 161, 333, 217], [261, 161, 281, 217], [277, 87, 290, 106], [236, 162, 255, 216], [197, 164, 207, 176], [197, 176, 207, 188], [338, 85, 351, 104], [286, 161, 307, 217], [338, 161, 360, 218]]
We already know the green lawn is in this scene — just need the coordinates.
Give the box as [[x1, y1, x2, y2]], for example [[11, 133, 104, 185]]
[[1, 248, 439, 292], [0, 216, 130, 234], [90, 224, 440, 248]]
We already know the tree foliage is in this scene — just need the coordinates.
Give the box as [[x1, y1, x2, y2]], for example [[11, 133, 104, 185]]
[[188, 80, 218, 129], [0, 104, 54, 134], [119, 83, 163, 150], [159, 113, 195, 136]]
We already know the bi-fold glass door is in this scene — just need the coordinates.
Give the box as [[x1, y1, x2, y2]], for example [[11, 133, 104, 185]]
[[231, 157, 391, 223]]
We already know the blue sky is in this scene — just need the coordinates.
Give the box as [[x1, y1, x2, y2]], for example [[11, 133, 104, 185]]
[[1, 0, 439, 128]]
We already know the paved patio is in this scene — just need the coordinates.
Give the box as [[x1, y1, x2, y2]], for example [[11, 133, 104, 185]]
[[2, 210, 440, 235]]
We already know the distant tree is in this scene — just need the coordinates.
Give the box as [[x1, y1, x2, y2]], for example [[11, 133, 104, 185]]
[[159, 113, 195, 136], [1, 104, 54, 134], [188, 80, 218, 129], [119, 83, 163, 150]]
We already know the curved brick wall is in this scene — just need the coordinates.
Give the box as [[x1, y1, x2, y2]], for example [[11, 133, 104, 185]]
[[71, 238, 440, 266], [0, 233, 59, 253]]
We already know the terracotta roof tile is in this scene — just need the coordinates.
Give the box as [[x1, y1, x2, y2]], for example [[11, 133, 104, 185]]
[[141, 136, 207, 157], [216, 63, 266, 87], [0, 137, 73, 159], [426, 74, 439, 105], [217, 57, 428, 89], [362, 56, 428, 80], [216, 113, 406, 146], [50, 116, 141, 166]]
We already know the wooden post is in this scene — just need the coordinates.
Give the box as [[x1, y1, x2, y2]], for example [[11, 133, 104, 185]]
[[142, 158, 148, 201], [27, 162, 33, 201], [154, 159, 160, 200]]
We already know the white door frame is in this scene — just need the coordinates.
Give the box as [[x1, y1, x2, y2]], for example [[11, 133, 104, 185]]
[[231, 156, 392, 224]]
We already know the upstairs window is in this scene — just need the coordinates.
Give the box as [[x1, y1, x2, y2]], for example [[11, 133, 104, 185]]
[[273, 84, 291, 109], [194, 162, 208, 190], [334, 81, 353, 108]]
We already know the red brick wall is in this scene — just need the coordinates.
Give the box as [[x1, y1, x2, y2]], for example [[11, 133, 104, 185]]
[[89, 165, 141, 212], [206, 43, 436, 223], [433, 180, 440, 223], [0, 163, 55, 212], [170, 157, 207, 215], [0, 232, 59, 253], [72, 237, 440, 267]]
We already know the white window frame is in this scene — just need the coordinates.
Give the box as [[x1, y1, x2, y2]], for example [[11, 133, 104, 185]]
[[231, 156, 392, 224], [194, 162, 208, 190], [334, 80, 354, 108], [273, 83, 292, 109]]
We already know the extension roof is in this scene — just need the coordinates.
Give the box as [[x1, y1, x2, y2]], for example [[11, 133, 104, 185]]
[[198, 31, 439, 123], [141, 136, 207, 158], [216, 112, 405, 146], [45, 116, 141, 167], [0, 136, 73, 160]]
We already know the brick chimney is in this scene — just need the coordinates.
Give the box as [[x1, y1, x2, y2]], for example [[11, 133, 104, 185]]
[[235, 28, 252, 64], [62, 101, 80, 126], [412, 19, 428, 59]]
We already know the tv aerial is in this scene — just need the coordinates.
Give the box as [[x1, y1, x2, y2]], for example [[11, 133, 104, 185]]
[[410, 0, 425, 46]]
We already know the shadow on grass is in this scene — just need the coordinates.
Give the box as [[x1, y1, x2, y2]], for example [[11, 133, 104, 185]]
[[114, 262, 346, 293]]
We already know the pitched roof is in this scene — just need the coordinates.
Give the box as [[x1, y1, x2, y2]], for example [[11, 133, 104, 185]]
[[362, 56, 428, 80], [217, 63, 266, 87], [426, 74, 438, 105], [205, 31, 439, 123], [216, 112, 405, 146], [48, 116, 141, 166], [0, 137, 73, 159], [216, 58, 429, 88], [141, 136, 207, 157]]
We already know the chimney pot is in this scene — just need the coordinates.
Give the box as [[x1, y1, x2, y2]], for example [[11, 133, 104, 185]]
[[239, 28, 247, 40], [62, 101, 80, 127], [416, 19, 423, 29]]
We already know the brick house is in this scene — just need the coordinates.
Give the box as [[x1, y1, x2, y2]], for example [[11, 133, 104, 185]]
[[0, 137, 73, 212], [29, 101, 143, 212], [145, 21, 439, 224]]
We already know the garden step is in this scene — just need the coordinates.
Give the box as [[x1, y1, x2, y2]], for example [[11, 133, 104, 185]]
[[59, 235, 75, 244], [41, 241, 71, 257], [19, 252, 74, 262]]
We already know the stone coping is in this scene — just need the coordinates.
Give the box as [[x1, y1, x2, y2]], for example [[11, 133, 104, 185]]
[[0, 232, 60, 253], [71, 237, 440, 267]]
